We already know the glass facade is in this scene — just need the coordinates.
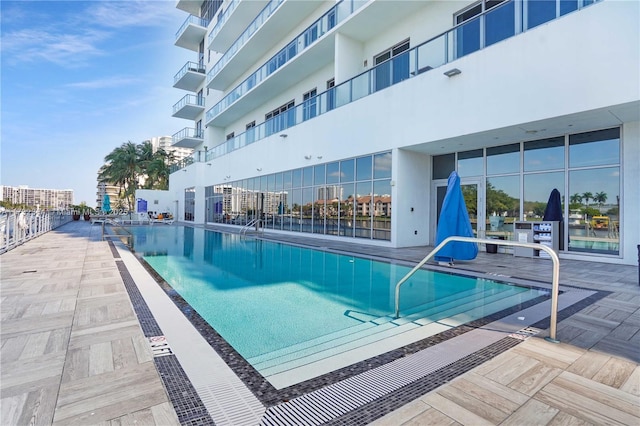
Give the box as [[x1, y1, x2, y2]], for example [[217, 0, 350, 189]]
[[433, 127, 621, 256], [204, 151, 392, 240]]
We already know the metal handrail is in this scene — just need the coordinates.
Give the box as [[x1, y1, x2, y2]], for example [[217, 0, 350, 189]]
[[393, 236, 560, 343], [101, 218, 133, 246], [239, 218, 262, 236]]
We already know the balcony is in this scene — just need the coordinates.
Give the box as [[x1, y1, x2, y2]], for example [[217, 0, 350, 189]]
[[207, 0, 270, 53], [172, 94, 205, 120], [206, 0, 322, 90], [172, 127, 203, 149], [202, 0, 604, 160], [175, 15, 209, 52], [174, 61, 206, 92], [176, 0, 203, 16]]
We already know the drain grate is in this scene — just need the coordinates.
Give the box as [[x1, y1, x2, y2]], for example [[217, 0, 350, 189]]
[[509, 326, 542, 340]]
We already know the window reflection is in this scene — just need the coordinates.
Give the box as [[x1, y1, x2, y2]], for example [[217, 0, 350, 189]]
[[355, 181, 372, 239], [568, 167, 619, 254], [524, 137, 564, 171], [458, 149, 483, 177], [356, 156, 373, 181], [487, 176, 520, 236], [374, 152, 392, 179], [326, 161, 340, 184], [523, 172, 564, 220], [569, 128, 620, 167], [433, 153, 455, 179], [487, 143, 519, 175]]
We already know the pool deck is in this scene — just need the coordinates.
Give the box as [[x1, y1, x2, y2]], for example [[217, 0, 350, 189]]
[[1, 220, 638, 425]]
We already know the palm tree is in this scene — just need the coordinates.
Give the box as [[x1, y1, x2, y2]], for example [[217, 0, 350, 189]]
[[99, 141, 140, 213], [594, 191, 608, 206], [581, 191, 593, 206], [570, 193, 583, 205]]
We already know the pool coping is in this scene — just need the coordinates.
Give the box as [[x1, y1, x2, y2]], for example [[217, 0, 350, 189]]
[[112, 230, 610, 424]]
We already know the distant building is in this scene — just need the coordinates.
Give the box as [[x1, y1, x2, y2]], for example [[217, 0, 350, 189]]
[[147, 136, 193, 163], [95, 181, 121, 210], [0, 185, 73, 209]]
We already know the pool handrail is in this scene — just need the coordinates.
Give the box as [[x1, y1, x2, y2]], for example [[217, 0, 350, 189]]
[[101, 218, 133, 247], [393, 236, 560, 343]]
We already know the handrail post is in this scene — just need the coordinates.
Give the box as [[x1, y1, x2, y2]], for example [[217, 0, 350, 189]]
[[394, 236, 561, 342]]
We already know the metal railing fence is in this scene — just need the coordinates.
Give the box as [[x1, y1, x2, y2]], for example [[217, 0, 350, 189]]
[[0, 210, 74, 254]]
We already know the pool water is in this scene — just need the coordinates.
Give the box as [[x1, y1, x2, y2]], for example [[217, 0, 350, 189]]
[[130, 226, 546, 364]]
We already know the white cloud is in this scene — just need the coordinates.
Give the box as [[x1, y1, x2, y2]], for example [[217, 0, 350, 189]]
[[66, 76, 141, 89], [88, 0, 178, 28]]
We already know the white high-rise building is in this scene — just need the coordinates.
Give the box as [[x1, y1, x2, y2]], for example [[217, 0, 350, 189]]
[[147, 136, 193, 163], [166, 0, 638, 266], [1, 185, 73, 209]]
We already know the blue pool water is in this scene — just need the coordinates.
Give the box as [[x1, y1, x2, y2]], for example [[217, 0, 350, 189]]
[[130, 226, 544, 361]]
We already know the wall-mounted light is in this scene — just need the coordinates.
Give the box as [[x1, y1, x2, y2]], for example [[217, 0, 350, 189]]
[[206, 162, 212, 166], [256, 168, 262, 172], [279, 134, 288, 139], [226, 175, 231, 179], [317, 156, 323, 160], [304, 155, 312, 160], [443, 68, 461, 77], [182, 169, 187, 172]]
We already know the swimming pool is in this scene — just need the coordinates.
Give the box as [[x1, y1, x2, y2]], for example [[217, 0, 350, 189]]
[[129, 226, 548, 386]]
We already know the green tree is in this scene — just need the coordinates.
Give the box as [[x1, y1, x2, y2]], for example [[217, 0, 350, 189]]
[[581, 191, 593, 206], [594, 191, 607, 206], [570, 193, 583, 205]]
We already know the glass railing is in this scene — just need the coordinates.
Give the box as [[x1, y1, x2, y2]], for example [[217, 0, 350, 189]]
[[169, 150, 208, 173], [172, 94, 205, 115], [206, 0, 366, 123], [207, 0, 285, 83], [173, 61, 206, 86], [175, 14, 210, 40], [172, 127, 204, 145], [207, 0, 239, 47], [172, 0, 600, 172]]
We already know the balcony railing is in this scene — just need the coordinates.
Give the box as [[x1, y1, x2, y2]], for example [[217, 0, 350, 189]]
[[206, 0, 368, 123], [172, 94, 205, 116], [172, 127, 204, 149], [207, 0, 285, 85], [207, 0, 240, 48], [175, 14, 210, 40], [171, 0, 600, 173], [174, 61, 206, 86]]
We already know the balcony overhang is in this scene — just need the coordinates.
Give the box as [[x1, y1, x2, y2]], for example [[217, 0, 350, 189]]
[[208, 0, 270, 53], [207, 0, 323, 90], [174, 64, 206, 92], [175, 19, 208, 52], [172, 129, 203, 148], [207, 34, 334, 128], [173, 104, 205, 120], [176, 0, 203, 15]]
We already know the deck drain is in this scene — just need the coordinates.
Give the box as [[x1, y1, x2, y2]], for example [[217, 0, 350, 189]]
[[22, 270, 37, 273], [509, 326, 542, 340]]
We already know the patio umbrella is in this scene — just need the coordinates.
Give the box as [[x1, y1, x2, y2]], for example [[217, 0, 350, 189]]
[[435, 171, 478, 263], [543, 188, 563, 222], [102, 194, 111, 214]]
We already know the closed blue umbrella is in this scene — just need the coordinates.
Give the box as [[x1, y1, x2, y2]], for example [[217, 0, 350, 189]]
[[435, 171, 478, 263], [543, 188, 563, 222], [102, 194, 111, 214]]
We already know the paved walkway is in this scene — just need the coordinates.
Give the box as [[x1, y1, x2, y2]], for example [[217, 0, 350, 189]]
[[1, 221, 639, 425], [0, 221, 179, 425]]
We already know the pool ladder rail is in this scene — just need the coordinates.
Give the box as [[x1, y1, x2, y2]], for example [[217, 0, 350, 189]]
[[239, 218, 264, 238], [101, 218, 133, 248], [393, 236, 560, 343]]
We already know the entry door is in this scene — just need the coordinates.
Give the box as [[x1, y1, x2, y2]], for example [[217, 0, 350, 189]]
[[432, 178, 484, 243]]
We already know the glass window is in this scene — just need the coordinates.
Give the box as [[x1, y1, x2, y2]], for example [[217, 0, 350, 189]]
[[282, 170, 292, 189], [374, 151, 392, 179], [527, 0, 557, 29], [274, 172, 283, 191], [314, 164, 326, 185], [302, 167, 313, 187], [487, 143, 520, 175], [455, 5, 481, 58], [523, 172, 564, 220], [339, 183, 355, 237], [340, 159, 354, 182], [568, 167, 619, 255], [560, 0, 578, 15], [313, 186, 325, 234], [373, 180, 392, 240], [487, 175, 520, 235], [485, 0, 515, 47], [569, 128, 620, 168], [524, 137, 564, 172], [433, 153, 455, 179], [326, 161, 340, 184], [458, 149, 483, 177], [292, 169, 302, 188], [291, 188, 302, 232], [356, 156, 373, 181], [302, 187, 313, 233], [355, 181, 372, 239]]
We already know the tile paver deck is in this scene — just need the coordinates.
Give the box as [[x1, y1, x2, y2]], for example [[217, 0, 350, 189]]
[[1, 220, 638, 425]]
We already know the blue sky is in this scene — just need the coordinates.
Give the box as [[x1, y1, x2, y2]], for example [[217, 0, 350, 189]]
[[1, 0, 192, 206]]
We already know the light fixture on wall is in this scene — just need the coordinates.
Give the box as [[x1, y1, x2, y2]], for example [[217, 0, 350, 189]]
[[304, 155, 312, 160], [443, 68, 461, 77], [182, 169, 187, 172], [256, 168, 262, 172], [206, 163, 211, 166], [280, 134, 288, 139], [317, 156, 323, 160], [226, 175, 231, 179]]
